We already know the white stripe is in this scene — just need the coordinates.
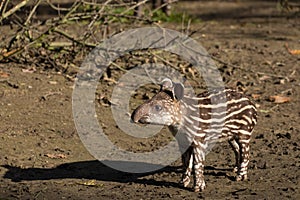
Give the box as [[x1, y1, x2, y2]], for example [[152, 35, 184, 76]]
[[226, 119, 248, 125], [221, 127, 231, 132], [196, 102, 227, 109], [191, 89, 232, 100], [238, 129, 252, 136], [243, 115, 253, 124], [188, 154, 193, 169], [208, 111, 227, 116], [189, 115, 210, 123], [226, 124, 240, 129], [252, 117, 257, 124], [184, 89, 241, 101], [183, 125, 198, 136], [224, 105, 255, 122], [183, 116, 194, 124], [191, 97, 251, 109], [240, 160, 250, 168], [186, 104, 197, 111], [209, 123, 226, 128], [202, 128, 223, 133]]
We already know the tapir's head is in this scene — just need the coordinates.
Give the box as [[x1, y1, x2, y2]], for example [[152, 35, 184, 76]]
[[131, 78, 184, 126]]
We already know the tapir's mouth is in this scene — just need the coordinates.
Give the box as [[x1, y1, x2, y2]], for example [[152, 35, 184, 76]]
[[130, 115, 149, 124], [137, 117, 150, 124], [131, 117, 165, 126], [131, 112, 165, 126]]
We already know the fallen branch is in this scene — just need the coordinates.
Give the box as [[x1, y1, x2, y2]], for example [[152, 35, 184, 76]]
[[0, 0, 29, 23], [0, 0, 178, 74], [53, 28, 97, 48]]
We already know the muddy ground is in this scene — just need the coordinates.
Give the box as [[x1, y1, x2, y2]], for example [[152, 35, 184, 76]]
[[0, 1, 299, 199]]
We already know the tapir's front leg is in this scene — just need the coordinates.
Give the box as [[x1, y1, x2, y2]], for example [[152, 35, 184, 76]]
[[193, 142, 206, 192], [181, 146, 193, 187]]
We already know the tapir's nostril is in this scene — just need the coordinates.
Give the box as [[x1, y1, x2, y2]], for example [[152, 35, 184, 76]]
[[130, 110, 135, 122], [131, 109, 140, 123]]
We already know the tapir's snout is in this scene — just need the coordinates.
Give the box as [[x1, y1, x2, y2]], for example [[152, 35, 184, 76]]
[[131, 104, 150, 124]]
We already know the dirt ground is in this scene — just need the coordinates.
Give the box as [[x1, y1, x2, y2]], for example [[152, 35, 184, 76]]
[[0, 1, 300, 199]]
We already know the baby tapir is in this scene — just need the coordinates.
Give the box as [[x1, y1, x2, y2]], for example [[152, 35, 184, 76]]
[[131, 78, 257, 192]]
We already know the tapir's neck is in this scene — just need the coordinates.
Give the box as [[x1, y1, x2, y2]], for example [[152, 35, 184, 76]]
[[167, 100, 188, 133]]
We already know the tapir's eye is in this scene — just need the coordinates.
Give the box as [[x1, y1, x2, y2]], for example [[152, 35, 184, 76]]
[[154, 105, 162, 111]]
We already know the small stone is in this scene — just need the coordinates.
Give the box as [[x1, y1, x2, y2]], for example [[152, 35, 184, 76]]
[[48, 81, 57, 85]]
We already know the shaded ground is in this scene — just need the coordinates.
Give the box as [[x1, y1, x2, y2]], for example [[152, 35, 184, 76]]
[[0, 1, 299, 199]]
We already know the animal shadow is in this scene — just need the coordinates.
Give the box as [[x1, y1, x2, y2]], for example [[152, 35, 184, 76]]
[[2, 160, 235, 189]]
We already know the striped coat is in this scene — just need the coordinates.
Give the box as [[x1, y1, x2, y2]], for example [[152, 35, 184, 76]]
[[131, 78, 258, 192]]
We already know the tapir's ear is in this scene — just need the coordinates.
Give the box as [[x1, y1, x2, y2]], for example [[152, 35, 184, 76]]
[[161, 78, 184, 100], [173, 83, 184, 100], [161, 78, 173, 91]]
